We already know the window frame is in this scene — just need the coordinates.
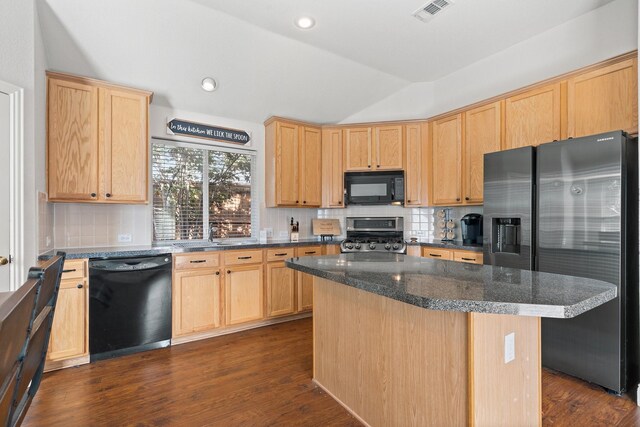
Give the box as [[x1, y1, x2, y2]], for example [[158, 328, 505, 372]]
[[151, 136, 258, 243]]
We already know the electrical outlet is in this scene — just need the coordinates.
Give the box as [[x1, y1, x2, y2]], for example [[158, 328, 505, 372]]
[[504, 332, 515, 364], [265, 228, 273, 238], [46, 236, 51, 247], [278, 230, 288, 238], [118, 233, 132, 243]]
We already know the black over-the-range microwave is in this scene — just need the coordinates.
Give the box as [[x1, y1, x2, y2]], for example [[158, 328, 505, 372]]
[[344, 171, 404, 206]]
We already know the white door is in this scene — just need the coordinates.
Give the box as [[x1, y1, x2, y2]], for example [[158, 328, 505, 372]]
[[0, 91, 10, 291]]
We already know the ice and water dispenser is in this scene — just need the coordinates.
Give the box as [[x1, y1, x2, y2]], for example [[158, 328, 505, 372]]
[[491, 218, 521, 254]]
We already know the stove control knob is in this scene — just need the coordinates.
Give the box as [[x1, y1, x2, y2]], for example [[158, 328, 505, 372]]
[[385, 243, 391, 250], [393, 244, 400, 250], [355, 243, 361, 250], [369, 243, 376, 250], [346, 243, 354, 250]]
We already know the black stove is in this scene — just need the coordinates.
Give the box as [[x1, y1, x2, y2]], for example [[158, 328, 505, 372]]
[[340, 217, 406, 254]]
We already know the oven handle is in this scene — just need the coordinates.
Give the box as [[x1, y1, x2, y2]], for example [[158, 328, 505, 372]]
[[390, 179, 395, 200]]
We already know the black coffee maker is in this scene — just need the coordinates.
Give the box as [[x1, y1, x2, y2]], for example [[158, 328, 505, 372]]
[[461, 214, 483, 245]]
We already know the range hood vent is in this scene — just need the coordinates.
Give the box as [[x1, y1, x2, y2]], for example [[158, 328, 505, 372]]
[[413, 0, 454, 23]]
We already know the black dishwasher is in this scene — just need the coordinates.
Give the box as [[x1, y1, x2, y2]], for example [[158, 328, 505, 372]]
[[89, 254, 172, 362]]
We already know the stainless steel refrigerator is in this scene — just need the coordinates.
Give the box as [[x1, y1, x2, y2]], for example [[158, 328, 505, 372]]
[[483, 130, 638, 393]]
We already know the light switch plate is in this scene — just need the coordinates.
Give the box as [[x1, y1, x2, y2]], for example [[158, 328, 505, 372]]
[[504, 332, 515, 364], [278, 230, 288, 238]]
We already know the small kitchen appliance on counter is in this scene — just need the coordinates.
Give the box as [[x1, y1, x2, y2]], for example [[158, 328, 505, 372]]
[[340, 217, 406, 254], [461, 213, 483, 245]]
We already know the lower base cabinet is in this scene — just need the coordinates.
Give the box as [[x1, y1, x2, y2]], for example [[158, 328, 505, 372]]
[[421, 247, 483, 264], [172, 269, 222, 337], [47, 278, 88, 361], [266, 262, 296, 317], [225, 264, 265, 325], [295, 246, 322, 312]]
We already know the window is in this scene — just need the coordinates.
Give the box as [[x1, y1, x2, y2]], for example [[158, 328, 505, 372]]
[[152, 140, 255, 241]]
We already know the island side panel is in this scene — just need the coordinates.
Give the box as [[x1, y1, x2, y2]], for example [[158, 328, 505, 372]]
[[468, 312, 541, 427], [313, 277, 468, 427]]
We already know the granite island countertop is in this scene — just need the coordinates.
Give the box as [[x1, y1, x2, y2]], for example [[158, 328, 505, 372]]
[[285, 253, 617, 318]]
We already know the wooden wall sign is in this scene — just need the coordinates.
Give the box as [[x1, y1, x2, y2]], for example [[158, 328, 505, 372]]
[[166, 118, 251, 145]]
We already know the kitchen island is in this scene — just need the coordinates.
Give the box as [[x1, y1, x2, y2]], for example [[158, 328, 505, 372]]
[[285, 253, 617, 427]]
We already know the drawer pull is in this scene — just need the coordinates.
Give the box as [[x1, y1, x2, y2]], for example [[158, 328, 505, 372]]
[[429, 254, 442, 257], [62, 268, 77, 273], [305, 251, 316, 255], [238, 256, 252, 260], [77, 284, 83, 289], [274, 253, 288, 256], [461, 257, 476, 261], [190, 260, 207, 264], [215, 271, 220, 276]]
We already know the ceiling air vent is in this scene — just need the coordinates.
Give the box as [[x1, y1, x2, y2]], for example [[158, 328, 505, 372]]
[[413, 0, 455, 23]]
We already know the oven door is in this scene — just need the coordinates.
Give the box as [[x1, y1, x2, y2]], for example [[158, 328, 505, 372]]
[[345, 172, 401, 205]]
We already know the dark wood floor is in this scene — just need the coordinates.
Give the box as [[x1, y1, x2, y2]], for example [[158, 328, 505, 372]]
[[23, 318, 640, 426]]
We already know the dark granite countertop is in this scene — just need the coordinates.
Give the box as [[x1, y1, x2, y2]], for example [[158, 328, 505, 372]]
[[285, 253, 616, 319], [40, 238, 338, 260], [407, 239, 482, 251]]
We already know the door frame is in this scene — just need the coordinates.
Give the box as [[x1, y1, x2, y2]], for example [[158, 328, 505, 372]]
[[0, 80, 25, 290]]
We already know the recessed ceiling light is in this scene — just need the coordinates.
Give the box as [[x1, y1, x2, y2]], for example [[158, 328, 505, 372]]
[[294, 16, 315, 30], [201, 77, 217, 92]]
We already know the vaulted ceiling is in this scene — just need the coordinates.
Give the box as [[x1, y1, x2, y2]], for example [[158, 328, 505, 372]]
[[38, 0, 619, 124]]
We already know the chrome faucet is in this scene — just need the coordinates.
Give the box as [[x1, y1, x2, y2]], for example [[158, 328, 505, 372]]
[[208, 225, 218, 242]]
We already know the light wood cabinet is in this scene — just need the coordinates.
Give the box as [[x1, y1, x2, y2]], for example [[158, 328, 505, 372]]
[[422, 248, 454, 261], [266, 262, 296, 317], [46, 72, 152, 203], [321, 128, 345, 208], [453, 250, 484, 265], [420, 247, 483, 265], [172, 269, 222, 337], [225, 264, 264, 325], [431, 114, 463, 205], [295, 246, 322, 312], [567, 58, 638, 137], [344, 126, 405, 172], [463, 101, 502, 204], [323, 244, 341, 255], [265, 118, 322, 207], [405, 122, 430, 206], [47, 260, 89, 362], [504, 83, 561, 149]]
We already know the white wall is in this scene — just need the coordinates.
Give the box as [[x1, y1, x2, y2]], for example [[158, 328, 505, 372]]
[[342, 0, 638, 123], [0, 0, 44, 280]]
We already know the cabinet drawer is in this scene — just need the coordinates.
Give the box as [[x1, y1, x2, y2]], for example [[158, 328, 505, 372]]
[[174, 253, 220, 270], [422, 248, 453, 260], [453, 250, 483, 265], [61, 259, 87, 280], [266, 247, 295, 262], [224, 249, 263, 266], [296, 246, 322, 257]]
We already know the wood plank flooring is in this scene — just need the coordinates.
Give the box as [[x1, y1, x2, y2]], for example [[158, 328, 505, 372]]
[[23, 318, 640, 426]]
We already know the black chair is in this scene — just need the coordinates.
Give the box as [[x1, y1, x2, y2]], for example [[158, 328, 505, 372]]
[[0, 252, 65, 427]]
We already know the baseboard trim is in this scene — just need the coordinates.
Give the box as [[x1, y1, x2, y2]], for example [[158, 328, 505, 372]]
[[171, 312, 313, 345], [312, 379, 371, 427], [44, 355, 90, 372]]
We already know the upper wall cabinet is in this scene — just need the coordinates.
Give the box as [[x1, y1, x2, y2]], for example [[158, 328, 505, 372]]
[[265, 118, 322, 208], [463, 101, 502, 204], [47, 72, 152, 203], [404, 123, 430, 206], [431, 114, 463, 206], [321, 128, 344, 208], [343, 125, 405, 172], [567, 58, 638, 138], [504, 83, 561, 149]]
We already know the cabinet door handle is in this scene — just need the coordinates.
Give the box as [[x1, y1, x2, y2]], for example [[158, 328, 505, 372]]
[[429, 254, 442, 257], [77, 284, 83, 289], [238, 256, 252, 260], [461, 257, 476, 261], [303, 201, 307, 204], [215, 271, 220, 276], [377, 164, 380, 168], [106, 193, 112, 198], [190, 260, 207, 264], [62, 269, 77, 273], [407, 199, 411, 203], [90, 193, 97, 198], [275, 253, 288, 256], [296, 200, 299, 204], [367, 165, 371, 168], [227, 270, 231, 274], [465, 197, 470, 201], [305, 251, 316, 255], [338, 201, 342, 205]]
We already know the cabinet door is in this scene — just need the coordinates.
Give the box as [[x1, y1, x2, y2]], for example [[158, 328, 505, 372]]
[[321, 128, 344, 208], [505, 83, 561, 149], [100, 88, 149, 203], [225, 264, 264, 325], [276, 121, 300, 205], [172, 269, 221, 337], [48, 279, 87, 361], [464, 101, 502, 204], [297, 272, 314, 312], [47, 77, 99, 201], [266, 262, 295, 317], [373, 125, 404, 170], [300, 126, 322, 207], [568, 58, 638, 137], [431, 114, 463, 206], [405, 123, 429, 206], [343, 128, 372, 171]]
